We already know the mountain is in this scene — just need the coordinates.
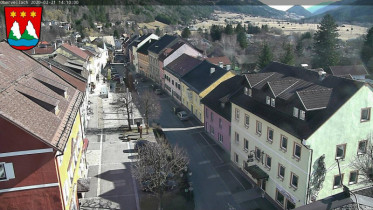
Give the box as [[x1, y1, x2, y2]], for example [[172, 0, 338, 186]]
[[286, 5, 312, 17], [306, 0, 373, 23], [310, 0, 356, 15], [217, 0, 285, 18], [9, 21, 21, 40]]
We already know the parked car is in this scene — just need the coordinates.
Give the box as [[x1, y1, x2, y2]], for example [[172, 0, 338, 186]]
[[177, 111, 189, 121], [155, 89, 162, 95]]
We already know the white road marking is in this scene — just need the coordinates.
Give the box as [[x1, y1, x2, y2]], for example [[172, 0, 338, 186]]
[[208, 174, 220, 179], [198, 160, 211, 165], [127, 141, 140, 210], [97, 133, 103, 197], [216, 191, 232, 196], [162, 126, 204, 131], [228, 170, 246, 190]]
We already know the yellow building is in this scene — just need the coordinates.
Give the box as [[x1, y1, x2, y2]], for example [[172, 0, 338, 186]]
[[57, 112, 88, 210], [181, 60, 234, 123]]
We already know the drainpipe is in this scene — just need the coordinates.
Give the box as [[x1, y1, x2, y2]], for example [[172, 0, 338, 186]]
[[302, 139, 313, 205], [55, 151, 66, 210]]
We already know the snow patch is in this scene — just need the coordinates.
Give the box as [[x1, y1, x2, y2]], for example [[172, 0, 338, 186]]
[[25, 21, 38, 39], [10, 21, 21, 39]]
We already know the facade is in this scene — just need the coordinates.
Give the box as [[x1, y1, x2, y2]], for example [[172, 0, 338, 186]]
[[181, 60, 235, 123], [137, 39, 157, 77], [229, 62, 373, 209], [201, 76, 244, 153], [0, 42, 86, 210], [148, 35, 178, 84], [131, 33, 159, 73], [159, 41, 202, 89], [164, 54, 202, 103]]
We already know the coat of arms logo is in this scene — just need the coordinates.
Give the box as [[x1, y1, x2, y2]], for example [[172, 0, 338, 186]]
[[4, 7, 42, 50]]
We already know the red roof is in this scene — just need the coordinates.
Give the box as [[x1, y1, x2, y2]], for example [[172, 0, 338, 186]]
[[61, 43, 90, 60], [24, 46, 55, 55], [40, 41, 50, 45], [206, 56, 232, 66]]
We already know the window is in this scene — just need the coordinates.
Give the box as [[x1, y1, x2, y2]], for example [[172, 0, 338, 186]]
[[256, 121, 262, 135], [267, 127, 274, 142], [336, 144, 346, 159], [349, 171, 358, 184], [266, 96, 270, 105], [293, 143, 301, 159], [219, 118, 222, 129], [235, 132, 239, 144], [255, 147, 261, 160], [235, 108, 240, 120], [244, 114, 250, 127], [248, 88, 252, 96], [358, 140, 367, 154], [361, 108, 371, 122], [211, 112, 214, 122], [218, 133, 223, 143], [271, 98, 275, 107], [333, 174, 344, 189], [299, 110, 305, 120], [286, 200, 296, 209], [293, 107, 299, 118], [244, 138, 249, 151], [290, 172, 299, 189], [276, 189, 285, 206], [0, 162, 15, 181], [234, 153, 239, 163], [278, 164, 285, 179], [265, 155, 272, 169], [210, 125, 214, 135], [244, 87, 249, 95], [206, 108, 208, 117], [281, 135, 288, 151]]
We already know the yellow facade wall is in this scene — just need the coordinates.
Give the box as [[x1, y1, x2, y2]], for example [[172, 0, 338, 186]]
[[58, 112, 84, 210]]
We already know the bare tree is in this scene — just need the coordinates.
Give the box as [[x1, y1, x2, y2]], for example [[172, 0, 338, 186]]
[[133, 89, 161, 134], [351, 137, 373, 194], [133, 138, 189, 210], [117, 88, 134, 131]]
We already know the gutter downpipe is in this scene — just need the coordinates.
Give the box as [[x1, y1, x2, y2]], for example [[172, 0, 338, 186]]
[[303, 139, 313, 205], [55, 151, 66, 210]]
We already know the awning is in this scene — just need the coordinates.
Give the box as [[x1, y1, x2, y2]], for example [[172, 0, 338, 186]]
[[83, 138, 89, 151], [77, 178, 91, 192], [244, 165, 269, 180]]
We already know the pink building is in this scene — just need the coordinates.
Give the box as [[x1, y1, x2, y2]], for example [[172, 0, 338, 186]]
[[201, 76, 244, 153]]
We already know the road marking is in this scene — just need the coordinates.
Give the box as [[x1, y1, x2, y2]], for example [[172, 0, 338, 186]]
[[127, 141, 140, 210], [97, 133, 103, 197], [198, 160, 211, 165], [216, 191, 232, 196], [208, 174, 220, 179], [228, 170, 246, 190], [199, 133, 224, 164], [162, 126, 204, 131]]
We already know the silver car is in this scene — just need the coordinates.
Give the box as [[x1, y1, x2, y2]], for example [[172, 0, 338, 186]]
[[177, 111, 189, 121]]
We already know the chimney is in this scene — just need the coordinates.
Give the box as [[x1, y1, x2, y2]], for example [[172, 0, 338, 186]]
[[54, 42, 57, 50], [219, 61, 223, 68], [318, 70, 326, 81], [210, 67, 215, 74], [33, 48, 35, 54], [49, 63, 52, 69]]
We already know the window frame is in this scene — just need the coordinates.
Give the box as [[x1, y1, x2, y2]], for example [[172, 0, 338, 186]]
[[265, 155, 272, 169], [255, 147, 261, 161], [0, 163, 6, 180], [333, 174, 344, 189], [278, 164, 285, 180], [219, 118, 222, 129], [271, 98, 275, 107], [358, 140, 367, 155], [361, 107, 371, 122], [290, 172, 299, 189], [256, 121, 262, 135], [235, 132, 239, 144], [280, 135, 288, 151], [348, 170, 358, 185], [335, 144, 346, 160], [266, 96, 270, 105], [275, 189, 285, 207], [267, 127, 274, 143], [211, 112, 214, 122], [299, 110, 305, 120], [244, 114, 250, 128], [293, 107, 299, 118], [235, 108, 240, 121], [293, 142, 301, 160], [234, 153, 239, 163], [244, 138, 249, 151]]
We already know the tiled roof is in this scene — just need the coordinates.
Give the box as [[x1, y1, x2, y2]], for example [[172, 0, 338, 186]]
[[158, 41, 185, 61], [60, 43, 90, 60], [181, 60, 228, 94], [0, 42, 83, 151], [148, 35, 178, 55], [24, 46, 56, 55], [231, 62, 364, 140], [330, 65, 369, 76], [164, 54, 202, 78], [206, 56, 232, 65], [39, 59, 88, 81], [201, 76, 244, 121]]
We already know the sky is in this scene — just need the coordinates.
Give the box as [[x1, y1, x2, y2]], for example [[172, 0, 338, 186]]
[[259, 0, 340, 11]]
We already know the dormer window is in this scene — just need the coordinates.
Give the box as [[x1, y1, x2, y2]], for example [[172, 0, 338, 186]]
[[244, 87, 252, 97], [300, 110, 306, 120], [271, 98, 275, 107], [266, 96, 270, 105], [293, 107, 299, 118]]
